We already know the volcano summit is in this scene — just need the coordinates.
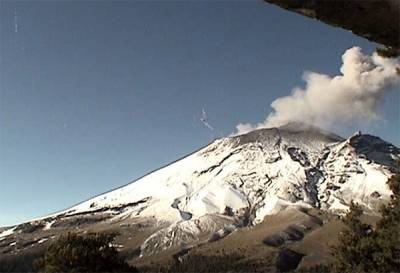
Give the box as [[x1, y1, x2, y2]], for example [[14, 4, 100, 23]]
[[1, 123, 398, 271]]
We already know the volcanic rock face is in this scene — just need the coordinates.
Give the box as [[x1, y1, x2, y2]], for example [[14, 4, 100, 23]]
[[1, 124, 398, 261]]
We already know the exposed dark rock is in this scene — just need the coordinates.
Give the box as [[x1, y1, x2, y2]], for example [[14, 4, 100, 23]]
[[172, 247, 192, 263], [179, 211, 192, 221], [349, 135, 400, 167], [263, 218, 322, 247], [171, 199, 180, 209], [223, 206, 235, 216], [263, 226, 304, 247], [198, 148, 242, 175], [276, 248, 304, 272], [287, 147, 310, 167], [14, 222, 45, 234], [326, 183, 340, 191], [18, 238, 41, 248], [370, 191, 381, 198], [51, 214, 110, 228], [208, 227, 235, 243]]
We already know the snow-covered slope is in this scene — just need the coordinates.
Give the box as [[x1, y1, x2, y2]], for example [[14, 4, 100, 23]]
[[1, 123, 398, 255], [58, 123, 397, 223]]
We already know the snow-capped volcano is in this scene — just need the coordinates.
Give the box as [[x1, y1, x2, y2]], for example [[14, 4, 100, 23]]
[[1, 123, 398, 257], [57, 123, 397, 223]]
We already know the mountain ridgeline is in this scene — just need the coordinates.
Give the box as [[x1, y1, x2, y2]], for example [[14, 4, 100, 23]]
[[1, 123, 399, 272]]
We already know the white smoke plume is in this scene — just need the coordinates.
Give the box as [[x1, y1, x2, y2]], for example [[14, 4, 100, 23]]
[[236, 47, 400, 135]]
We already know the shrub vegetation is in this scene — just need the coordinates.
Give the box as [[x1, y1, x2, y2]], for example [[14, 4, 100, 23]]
[[35, 232, 138, 273], [330, 165, 400, 273]]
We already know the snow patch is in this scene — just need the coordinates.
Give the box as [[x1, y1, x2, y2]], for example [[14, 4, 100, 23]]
[[43, 220, 56, 230], [0, 227, 15, 241]]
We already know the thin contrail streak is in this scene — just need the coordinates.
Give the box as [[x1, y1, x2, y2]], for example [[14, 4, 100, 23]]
[[14, 8, 18, 33], [200, 108, 214, 131]]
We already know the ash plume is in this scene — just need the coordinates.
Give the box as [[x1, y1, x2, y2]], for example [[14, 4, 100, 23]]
[[236, 47, 400, 135]]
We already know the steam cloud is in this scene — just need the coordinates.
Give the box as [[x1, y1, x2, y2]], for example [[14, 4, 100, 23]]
[[236, 47, 400, 135]]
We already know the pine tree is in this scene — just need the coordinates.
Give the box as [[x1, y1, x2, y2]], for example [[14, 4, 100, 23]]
[[35, 232, 138, 273], [372, 170, 400, 272], [331, 163, 400, 273], [331, 202, 376, 273]]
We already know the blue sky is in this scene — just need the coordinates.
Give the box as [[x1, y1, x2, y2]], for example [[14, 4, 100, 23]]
[[0, 1, 398, 226]]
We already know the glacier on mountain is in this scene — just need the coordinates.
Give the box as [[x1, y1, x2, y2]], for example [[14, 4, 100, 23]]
[[1, 123, 398, 255]]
